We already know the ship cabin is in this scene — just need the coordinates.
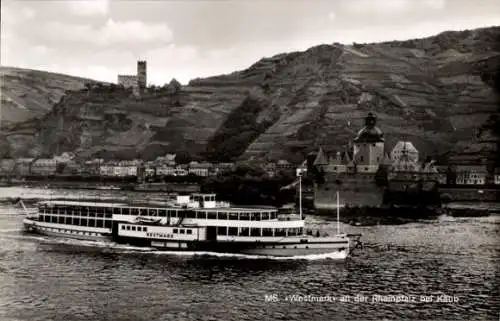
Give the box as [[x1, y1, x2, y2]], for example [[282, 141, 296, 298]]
[[36, 197, 284, 228], [176, 193, 218, 209]]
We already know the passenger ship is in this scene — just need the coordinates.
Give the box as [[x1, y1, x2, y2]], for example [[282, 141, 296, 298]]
[[22, 192, 361, 258]]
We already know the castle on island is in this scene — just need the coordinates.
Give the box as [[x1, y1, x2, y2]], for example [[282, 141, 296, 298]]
[[310, 112, 444, 209]]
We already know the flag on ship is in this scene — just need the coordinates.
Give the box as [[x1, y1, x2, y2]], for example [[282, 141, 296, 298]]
[[9, 197, 21, 205], [280, 178, 299, 190], [281, 162, 306, 190]]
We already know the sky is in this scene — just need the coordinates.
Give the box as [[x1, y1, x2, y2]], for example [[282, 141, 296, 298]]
[[1, 0, 500, 85]]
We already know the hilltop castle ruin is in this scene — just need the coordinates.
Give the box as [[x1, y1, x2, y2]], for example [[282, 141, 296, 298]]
[[117, 60, 147, 92]]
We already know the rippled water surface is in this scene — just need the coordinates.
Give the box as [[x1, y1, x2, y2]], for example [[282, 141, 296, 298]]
[[0, 187, 499, 321]]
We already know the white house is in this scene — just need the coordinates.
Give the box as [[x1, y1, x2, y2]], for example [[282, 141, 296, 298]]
[[456, 165, 487, 185], [156, 166, 177, 176]]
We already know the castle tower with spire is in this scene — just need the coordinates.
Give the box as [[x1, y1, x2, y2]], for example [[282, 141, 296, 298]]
[[352, 112, 385, 172]]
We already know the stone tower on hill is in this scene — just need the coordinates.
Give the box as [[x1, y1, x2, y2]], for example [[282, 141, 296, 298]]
[[137, 60, 147, 88]]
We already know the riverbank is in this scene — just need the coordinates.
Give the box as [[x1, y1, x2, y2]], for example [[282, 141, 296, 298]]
[[0, 180, 201, 193], [439, 186, 500, 202]]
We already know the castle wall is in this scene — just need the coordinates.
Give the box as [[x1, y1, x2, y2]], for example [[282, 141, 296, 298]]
[[314, 172, 385, 210], [354, 142, 384, 165], [117, 75, 138, 89]]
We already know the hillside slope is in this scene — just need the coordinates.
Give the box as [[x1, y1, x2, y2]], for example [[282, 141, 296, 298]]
[[2, 27, 499, 163], [0, 66, 102, 126]]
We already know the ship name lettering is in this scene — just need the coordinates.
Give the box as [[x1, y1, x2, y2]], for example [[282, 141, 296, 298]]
[[146, 232, 174, 239]]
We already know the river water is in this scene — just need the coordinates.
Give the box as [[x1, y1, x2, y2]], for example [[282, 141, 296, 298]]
[[0, 187, 498, 320]]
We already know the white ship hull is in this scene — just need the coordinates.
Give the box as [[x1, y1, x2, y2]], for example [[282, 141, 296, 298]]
[[239, 247, 348, 258], [24, 218, 353, 258], [23, 218, 110, 242]]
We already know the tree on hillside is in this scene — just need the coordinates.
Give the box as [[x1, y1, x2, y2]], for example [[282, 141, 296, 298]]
[[167, 78, 182, 95], [175, 150, 192, 164]]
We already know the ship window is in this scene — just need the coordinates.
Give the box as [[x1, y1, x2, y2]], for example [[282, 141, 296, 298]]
[[131, 208, 139, 216], [262, 212, 270, 220], [185, 211, 196, 218], [228, 227, 238, 236], [218, 212, 228, 220], [58, 216, 64, 224], [81, 219, 87, 226], [113, 208, 121, 215], [88, 219, 95, 227], [122, 208, 130, 215], [65, 216, 72, 225], [159, 210, 166, 217], [196, 211, 206, 219], [132, 226, 136, 231], [105, 207, 113, 216], [44, 216, 50, 223], [172, 210, 178, 218], [180, 229, 185, 234], [173, 229, 178, 233], [140, 209, 147, 216], [105, 220, 111, 229], [207, 212, 216, 219], [121, 225, 125, 230], [97, 210, 104, 218], [240, 213, 249, 221], [96, 220, 104, 228], [262, 228, 273, 236], [250, 228, 261, 237], [88, 210, 96, 218], [186, 229, 192, 235], [275, 228, 286, 237], [105, 212, 112, 219], [143, 227, 148, 232], [238, 228, 249, 237], [150, 209, 158, 216], [228, 212, 238, 220], [217, 227, 227, 235]]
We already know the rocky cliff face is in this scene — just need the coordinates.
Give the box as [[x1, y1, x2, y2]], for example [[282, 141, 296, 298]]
[[2, 27, 499, 162]]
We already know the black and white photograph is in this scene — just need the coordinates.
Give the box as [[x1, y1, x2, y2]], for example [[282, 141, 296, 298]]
[[0, 0, 499, 320]]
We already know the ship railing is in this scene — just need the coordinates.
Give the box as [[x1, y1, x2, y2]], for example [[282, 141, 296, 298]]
[[277, 214, 303, 221]]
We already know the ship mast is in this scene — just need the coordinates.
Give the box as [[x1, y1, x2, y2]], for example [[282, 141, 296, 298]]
[[298, 170, 302, 220], [336, 190, 340, 234]]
